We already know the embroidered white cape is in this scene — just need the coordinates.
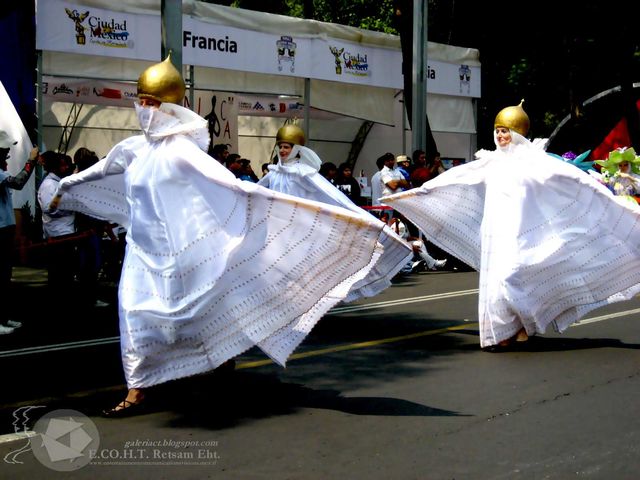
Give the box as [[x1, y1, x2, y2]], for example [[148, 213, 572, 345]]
[[258, 144, 412, 302], [382, 133, 640, 347], [57, 103, 386, 387]]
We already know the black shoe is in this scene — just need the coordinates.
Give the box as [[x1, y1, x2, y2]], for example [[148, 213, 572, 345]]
[[102, 399, 147, 418]]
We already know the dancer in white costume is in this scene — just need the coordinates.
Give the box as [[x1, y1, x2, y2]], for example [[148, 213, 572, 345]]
[[50, 56, 386, 416], [382, 100, 640, 350], [259, 125, 412, 301]]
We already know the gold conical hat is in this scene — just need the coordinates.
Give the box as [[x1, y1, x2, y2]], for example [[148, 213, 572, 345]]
[[494, 99, 530, 137], [276, 124, 305, 146], [137, 54, 185, 105]]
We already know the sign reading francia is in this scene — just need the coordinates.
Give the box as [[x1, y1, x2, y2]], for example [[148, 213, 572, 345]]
[[183, 31, 238, 53], [37, 0, 480, 97]]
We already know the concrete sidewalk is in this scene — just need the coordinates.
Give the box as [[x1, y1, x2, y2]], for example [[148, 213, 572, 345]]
[[11, 264, 119, 291], [11, 266, 48, 286], [2, 264, 122, 406]]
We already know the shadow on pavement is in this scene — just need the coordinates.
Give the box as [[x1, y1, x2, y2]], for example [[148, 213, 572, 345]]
[[504, 335, 640, 352], [454, 329, 640, 352], [0, 367, 469, 436], [160, 370, 468, 431]]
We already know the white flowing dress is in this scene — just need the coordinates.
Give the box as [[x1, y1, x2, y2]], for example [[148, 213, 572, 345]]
[[381, 132, 640, 347], [56, 103, 385, 388], [259, 145, 412, 302]]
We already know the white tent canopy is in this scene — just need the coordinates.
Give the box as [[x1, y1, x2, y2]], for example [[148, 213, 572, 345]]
[[38, 0, 480, 177]]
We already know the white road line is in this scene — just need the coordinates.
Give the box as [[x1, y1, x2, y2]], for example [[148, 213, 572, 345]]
[[0, 431, 36, 445], [0, 290, 479, 358], [572, 307, 640, 326], [0, 337, 120, 358], [330, 288, 479, 313], [1, 289, 638, 358]]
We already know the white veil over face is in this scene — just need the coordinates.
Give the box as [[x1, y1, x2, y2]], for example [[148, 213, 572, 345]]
[[277, 143, 301, 165], [493, 128, 548, 156], [134, 102, 210, 152], [277, 143, 322, 171], [493, 128, 530, 154]]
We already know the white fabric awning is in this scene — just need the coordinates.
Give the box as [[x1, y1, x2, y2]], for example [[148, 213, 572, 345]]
[[41, 0, 480, 129]]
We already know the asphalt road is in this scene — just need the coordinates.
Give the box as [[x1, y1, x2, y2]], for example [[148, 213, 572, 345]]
[[1, 268, 640, 479]]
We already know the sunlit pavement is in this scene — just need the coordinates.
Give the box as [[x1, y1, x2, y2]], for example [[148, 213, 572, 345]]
[[2, 268, 640, 478]]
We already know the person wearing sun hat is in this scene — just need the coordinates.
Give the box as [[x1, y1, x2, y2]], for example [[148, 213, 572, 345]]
[[381, 99, 640, 351], [395, 154, 411, 182], [50, 55, 388, 417], [594, 147, 640, 200]]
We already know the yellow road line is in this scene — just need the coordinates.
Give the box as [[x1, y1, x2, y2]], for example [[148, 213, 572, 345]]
[[236, 322, 479, 369], [0, 323, 479, 414]]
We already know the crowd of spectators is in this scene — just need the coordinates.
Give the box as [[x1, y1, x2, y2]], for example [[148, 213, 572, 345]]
[[3, 139, 460, 338]]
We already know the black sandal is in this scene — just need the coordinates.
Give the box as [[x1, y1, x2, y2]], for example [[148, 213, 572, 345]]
[[102, 399, 146, 418], [483, 344, 509, 353]]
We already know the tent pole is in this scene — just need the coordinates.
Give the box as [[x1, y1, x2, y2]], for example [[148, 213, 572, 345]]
[[304, 78, 311, 146], [411, 0, 427, 153], [402, 91, 407, 155], [161, 0, 182, 70], [36, 50, 43, 151], [189, 65, 195, 111]]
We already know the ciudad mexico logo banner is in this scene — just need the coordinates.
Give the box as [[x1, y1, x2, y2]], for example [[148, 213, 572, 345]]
[[64, 7, 130, 48], [36, 0, 479, 97], [36, 0, 160, 60]]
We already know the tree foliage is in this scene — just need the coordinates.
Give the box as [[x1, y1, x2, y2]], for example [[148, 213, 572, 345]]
[[221, 0, 399, 33], [202, 0, 640, 150]]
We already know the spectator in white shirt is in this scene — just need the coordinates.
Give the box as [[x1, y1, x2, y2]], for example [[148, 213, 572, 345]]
[[370, 153, 389, 208], [38, 151, 75, 239], [379, 152, 410, 221], [37, 151, 77, 298], [380, 153, 410, 197]]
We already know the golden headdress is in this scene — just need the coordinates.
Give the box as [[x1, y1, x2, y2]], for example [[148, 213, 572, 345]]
[[276, 124, 305, 146], [137, 54, 185, 105], [494, 99, 530, 137]]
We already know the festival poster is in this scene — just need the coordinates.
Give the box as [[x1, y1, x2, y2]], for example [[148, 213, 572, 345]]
[[186, 91, 239, 155]]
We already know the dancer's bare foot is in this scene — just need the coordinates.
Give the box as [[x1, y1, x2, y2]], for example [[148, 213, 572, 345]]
[[102, 388, 146, 418], [515, 327, 529, 343], [486, 327, 528, 352]]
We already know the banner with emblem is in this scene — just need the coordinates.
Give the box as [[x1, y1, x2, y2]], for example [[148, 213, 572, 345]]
[[36, 0, 160, 60], [236, 96, 305, 117], [36, 0, 480, 97], [42, 77, 138, 107], [312, 38, 402, 89]]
